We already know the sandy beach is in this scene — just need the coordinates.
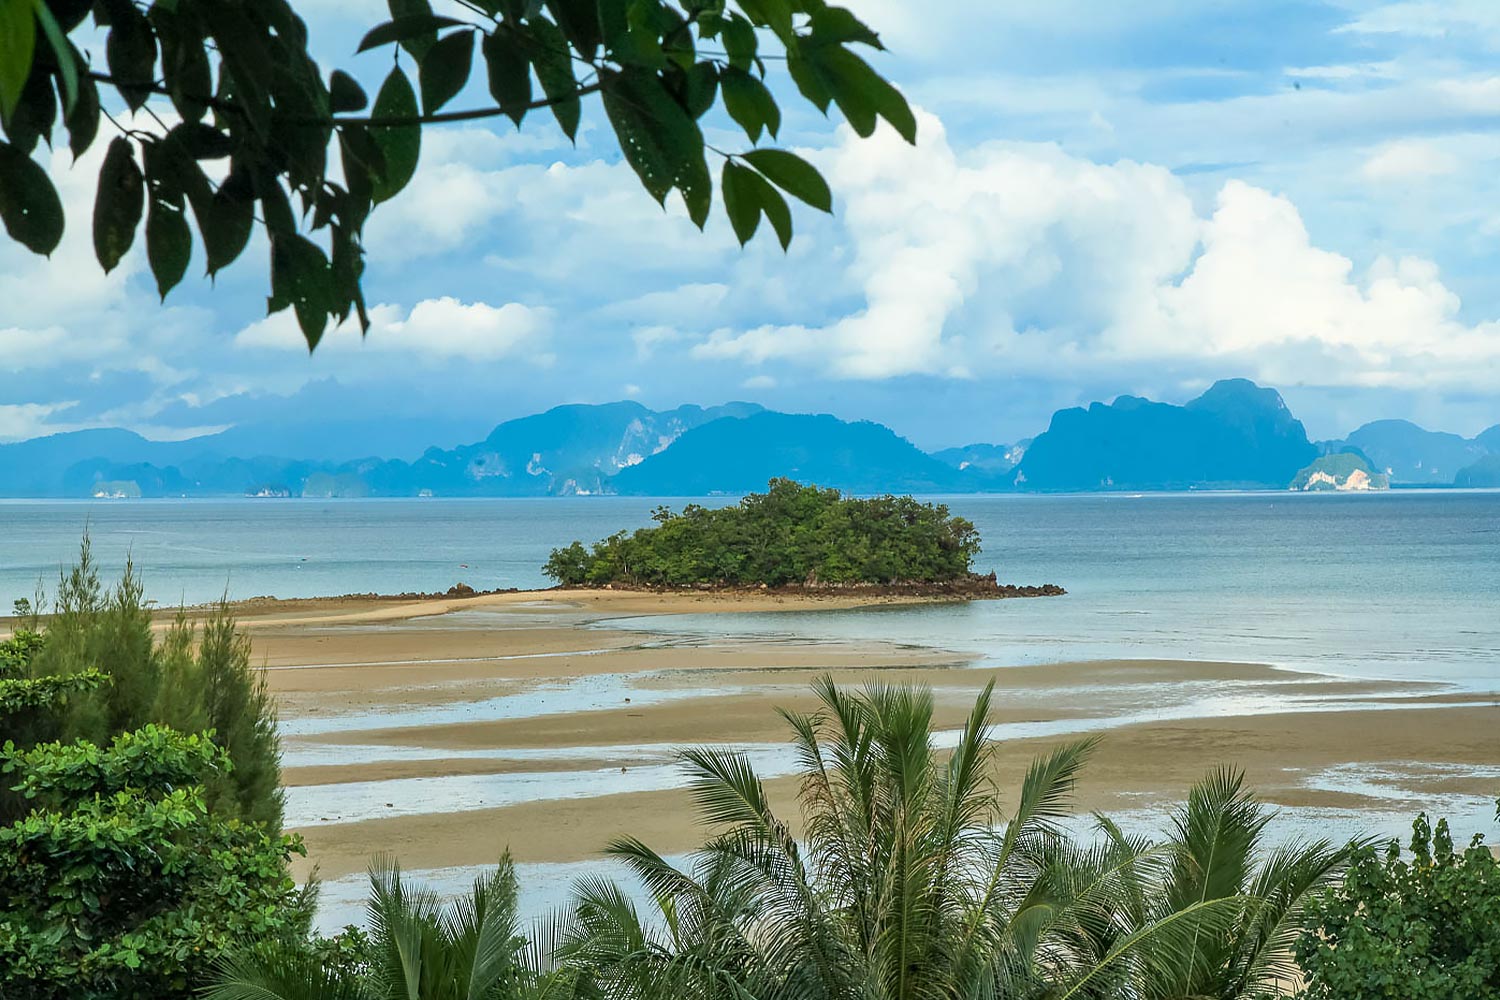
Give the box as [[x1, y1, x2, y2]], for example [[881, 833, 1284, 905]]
[[210, 588, 1500, 887]]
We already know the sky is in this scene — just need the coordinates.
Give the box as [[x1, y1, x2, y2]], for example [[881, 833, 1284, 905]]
[[5, 0, 1500, 452]]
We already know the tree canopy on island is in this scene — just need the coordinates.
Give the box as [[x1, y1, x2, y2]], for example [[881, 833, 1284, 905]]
[[0, 0, 913, 348], [544, 478, 982, 587]]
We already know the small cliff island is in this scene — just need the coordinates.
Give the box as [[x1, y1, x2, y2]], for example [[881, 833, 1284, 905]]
[[1290, 453, 1390, 491], [543, 478, 1063, 598]]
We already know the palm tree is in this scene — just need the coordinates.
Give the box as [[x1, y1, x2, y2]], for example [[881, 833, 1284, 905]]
[[565, 677, 1228, 1000], [208, 855, 579, 1000], [1136, 767, 1361, 1000]]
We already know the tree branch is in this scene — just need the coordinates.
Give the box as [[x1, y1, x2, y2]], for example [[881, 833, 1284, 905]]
[[85, 70, 605, 130]]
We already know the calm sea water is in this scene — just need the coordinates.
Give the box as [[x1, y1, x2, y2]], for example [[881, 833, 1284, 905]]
[[2, 492, 1498, 686]]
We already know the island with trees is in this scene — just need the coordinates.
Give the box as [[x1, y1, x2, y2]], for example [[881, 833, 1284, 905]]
[[543, 478, 1063, 597]]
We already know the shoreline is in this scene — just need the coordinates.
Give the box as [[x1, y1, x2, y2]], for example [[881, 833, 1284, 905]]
[[226, 588, 1500, 886], [1, 576, 1062, 633]]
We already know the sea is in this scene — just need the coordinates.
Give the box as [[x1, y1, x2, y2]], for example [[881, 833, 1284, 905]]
[[2, 491, 1498, 691]]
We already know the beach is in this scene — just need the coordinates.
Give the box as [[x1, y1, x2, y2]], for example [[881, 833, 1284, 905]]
[[230, 589, 1500, 888]]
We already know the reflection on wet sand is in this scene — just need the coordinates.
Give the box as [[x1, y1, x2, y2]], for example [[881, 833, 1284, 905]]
[[236, 589, 1499, 930]]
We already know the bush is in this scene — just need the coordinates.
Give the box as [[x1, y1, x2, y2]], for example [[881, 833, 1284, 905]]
[[1295, 811, 1500, 999], [544, 479, 982, 588], [10, 536, 285, 830], [0, 726, 309, 1000]]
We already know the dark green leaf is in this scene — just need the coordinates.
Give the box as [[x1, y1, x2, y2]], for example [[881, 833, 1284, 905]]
[[678, 61, 718, 120], [32, 1, 77, 111], [386, 0, 440, 61], [0, 139, 64, 254], [370, 67, 420, 203], [329, 70, 367, 113], [786, 47, 831, 113], [755, 172, 791, 249], [596, 0, 628, 50], [737, 0, 793, 41], [190, 168, 254, 276], [64, 70, 98, 159], [145, 196, 191, 299], [154, 11, 211, 123], [600, 68, 711, 227], [270, 234, 333, 349], [742, 148, 830, 212], [805, 44, 914, 143], [0, 0, 35, 121], [482, 26, 530, 126], [545, 0, 601, 61], [419, 29, 475, 115], [5, 70, 54, 154], [720, 14, 756, 71], [528, 16, 579, 140], [251, 169, 296, 235], [808, 6, 883, 49], [720, 66, 779, 142], [105, 2, 157, 111], [720, 160, 759, 246], [357, 14, 467, 54], [93, 137, 143, 272], [171, 122, 234, 160]]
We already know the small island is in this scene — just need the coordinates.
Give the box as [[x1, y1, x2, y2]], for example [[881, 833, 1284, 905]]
[[1290, 453, 1389, 491], [544, 478, 1063, 597]]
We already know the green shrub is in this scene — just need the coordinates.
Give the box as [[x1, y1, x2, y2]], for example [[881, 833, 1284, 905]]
[[545, 479, 982, 588], [0, 726, 309, 1000], [1295, 811, 1500, 999], [10, 536, 284, 830]]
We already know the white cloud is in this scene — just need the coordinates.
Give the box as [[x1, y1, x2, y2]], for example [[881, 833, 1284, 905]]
[[690, 110, 1500, 393], [1337, 1, 1500, 47], [0, 402, 77, 442], [1361, 140, 1460, 181], [235, 297, 552, 363]]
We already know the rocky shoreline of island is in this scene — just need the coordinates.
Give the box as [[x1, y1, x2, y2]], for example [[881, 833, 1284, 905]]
[[206, 573, 1064, 614]]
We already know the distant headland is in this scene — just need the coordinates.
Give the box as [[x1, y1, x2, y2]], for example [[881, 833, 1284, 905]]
[[3, 380, 1496, 499]]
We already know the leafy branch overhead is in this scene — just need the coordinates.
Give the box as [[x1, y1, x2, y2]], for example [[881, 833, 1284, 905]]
[[0, 0, 915, 349]]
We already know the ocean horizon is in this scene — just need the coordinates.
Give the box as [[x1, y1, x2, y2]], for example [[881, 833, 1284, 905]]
[[5, 491, 1498, 689]]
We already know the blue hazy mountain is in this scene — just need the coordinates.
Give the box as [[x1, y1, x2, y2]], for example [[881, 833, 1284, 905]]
[[1014, 379, 1319, 490], [931, 440, 1029, 474], [1340, 419, 1490, 484], [1455, 454, 1500, 488], [611, 412, 986, 495], [5, 402, 766, 498], [5, 387, 1497, 497], [385, 401, 765, 496]]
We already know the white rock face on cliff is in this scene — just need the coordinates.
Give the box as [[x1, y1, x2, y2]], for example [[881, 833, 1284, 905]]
[[1291, 455, 1389, 491]]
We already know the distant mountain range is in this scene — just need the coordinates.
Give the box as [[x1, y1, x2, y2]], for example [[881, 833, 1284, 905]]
[[1014, 379, 1320, 490], [3, 380, 1497, 497]]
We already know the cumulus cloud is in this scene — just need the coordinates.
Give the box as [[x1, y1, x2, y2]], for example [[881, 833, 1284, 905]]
[[235, 297, 553, 363], [691, 111, 1500, 393]]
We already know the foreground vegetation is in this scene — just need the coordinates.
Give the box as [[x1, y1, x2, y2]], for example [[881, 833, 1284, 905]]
[[545, 479, 984, 588], [0, 540, 304, 998], [3, 544, 1496, 998]]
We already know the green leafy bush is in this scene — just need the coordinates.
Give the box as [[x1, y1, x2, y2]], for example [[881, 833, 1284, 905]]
[[1295, 812, 1500, 999], [544, 478, 982, 588], [10, 536, 284, 829], [0, 726, 309, 1000]]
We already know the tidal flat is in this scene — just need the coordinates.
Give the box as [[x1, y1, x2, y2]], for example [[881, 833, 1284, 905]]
[[217, 587, 1500, 929]]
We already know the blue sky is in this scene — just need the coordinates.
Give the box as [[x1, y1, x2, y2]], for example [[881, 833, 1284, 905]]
[[5, 0, 1500, 452]]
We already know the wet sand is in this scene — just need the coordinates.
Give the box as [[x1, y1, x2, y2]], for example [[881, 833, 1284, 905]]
[[224, 589, 1500, 883]]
